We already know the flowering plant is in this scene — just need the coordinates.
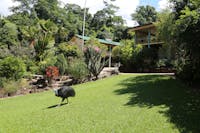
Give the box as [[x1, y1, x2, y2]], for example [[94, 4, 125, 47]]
[[45, 66, 59, 82], [84, 39, 108, 80]]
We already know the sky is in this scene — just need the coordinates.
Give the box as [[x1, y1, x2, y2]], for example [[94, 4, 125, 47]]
[[0, 0, 171, 27]]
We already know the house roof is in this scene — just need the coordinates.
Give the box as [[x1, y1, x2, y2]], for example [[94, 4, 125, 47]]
[[75, 34, 120, 46], [140, 42, 164, 46], [128, 23, 155, 31]]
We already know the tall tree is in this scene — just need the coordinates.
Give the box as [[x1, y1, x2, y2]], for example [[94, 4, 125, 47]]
[[0, 19, 19, 49], [64, 4, 92, 38], [156, 10, 176, 60], [10, 0, 37, 14], [91, 2, 125, 40], [171, 0, 200, 85], [91, 3, 119, 31], [34, 0, 62, 22], [131, 5, 157, 25]]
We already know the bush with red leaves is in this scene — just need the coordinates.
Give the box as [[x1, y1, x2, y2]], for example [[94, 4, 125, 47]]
[[45, 66, 59, 84]]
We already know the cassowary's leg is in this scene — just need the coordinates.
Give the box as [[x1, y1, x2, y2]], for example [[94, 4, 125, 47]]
[[66, 98, 68, 104], [59, 98, 65, 106]]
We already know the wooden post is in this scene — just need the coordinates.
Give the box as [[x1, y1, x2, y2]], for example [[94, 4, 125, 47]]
[[148, 30, 151, 48], [109, 45, 112, 67], [134, 32, 137, 44]]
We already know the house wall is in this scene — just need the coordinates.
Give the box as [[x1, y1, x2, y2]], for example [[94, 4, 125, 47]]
[[135, 27, 156, 45]]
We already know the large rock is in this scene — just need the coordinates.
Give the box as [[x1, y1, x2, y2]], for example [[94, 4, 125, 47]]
[[99, 67, 119, 78]]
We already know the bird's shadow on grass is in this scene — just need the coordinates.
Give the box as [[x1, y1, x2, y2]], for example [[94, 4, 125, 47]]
[[115, 75, 200, 133], [47, 103, 68, 109]]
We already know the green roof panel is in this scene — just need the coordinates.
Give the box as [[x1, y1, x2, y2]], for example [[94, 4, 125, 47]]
[[75, 34, 120, 46]]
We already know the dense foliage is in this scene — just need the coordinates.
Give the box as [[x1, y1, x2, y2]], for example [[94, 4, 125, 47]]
[[112, 39, 143, 72], [0, 56, 26, 81], [0, 0, 127, 85], [173, 0, 200, 85], [156, 0, 200, 86], [131, 5, 157, 25]]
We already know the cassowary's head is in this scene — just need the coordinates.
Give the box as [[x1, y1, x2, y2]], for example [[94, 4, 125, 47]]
[[53, 88, 59, 96]]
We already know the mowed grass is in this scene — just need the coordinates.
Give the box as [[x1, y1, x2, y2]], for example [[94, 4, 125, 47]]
[[0, 74, 200, 133]]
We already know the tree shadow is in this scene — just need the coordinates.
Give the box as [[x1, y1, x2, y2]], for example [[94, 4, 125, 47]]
[[115, 75, 200, 133], [47, 103, 68, 109]]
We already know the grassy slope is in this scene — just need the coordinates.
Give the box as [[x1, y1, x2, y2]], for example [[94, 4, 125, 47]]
[[0, 74, 199, 133]]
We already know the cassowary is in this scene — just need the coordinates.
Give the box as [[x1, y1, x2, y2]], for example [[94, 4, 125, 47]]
[[54, 86, 75, 106]]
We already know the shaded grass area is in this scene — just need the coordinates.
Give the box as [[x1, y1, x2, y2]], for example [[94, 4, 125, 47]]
[[0, 74, 199, 132], [115, 75, 200, 133]]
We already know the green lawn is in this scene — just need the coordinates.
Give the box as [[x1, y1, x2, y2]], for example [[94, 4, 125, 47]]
[[0, 74, 200, 133]]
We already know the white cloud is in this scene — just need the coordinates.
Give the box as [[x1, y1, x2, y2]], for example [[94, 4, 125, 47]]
[[112, 0, 139, 26], [0, 0, 17, 16], [0, 0, 139, 27], [126, 20, 139, 27], [158, 0, 172, 10]]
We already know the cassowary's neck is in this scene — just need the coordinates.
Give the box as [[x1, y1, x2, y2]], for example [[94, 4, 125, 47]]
[[54, 89, 58, 96]]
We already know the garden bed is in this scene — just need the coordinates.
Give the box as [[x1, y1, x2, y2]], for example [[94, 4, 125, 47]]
[[0, 67, 119, 99]]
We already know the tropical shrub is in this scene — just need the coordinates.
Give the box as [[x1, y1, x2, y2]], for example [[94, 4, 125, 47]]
[[0, 56, 26, 80], [112, 46, 121, 65], [1, 78, 30, 96], [0, 47, 12, 59], [26, 60, 40, 74], [58, 42, 80, 57], [34, 35, 50, 62], [116, 39, 142, 72], [112, 45, 121, 59], [84, 38, 108, 79], [0, 78, 6, 88], [2, 80, 19, 96], [37, 47, 57, 75], [137, 47, 159, 69], [55, 54, 68, 76], [68, 59, 89, 83], [120, 40, 134, 66], [18, 78, 30, 89]]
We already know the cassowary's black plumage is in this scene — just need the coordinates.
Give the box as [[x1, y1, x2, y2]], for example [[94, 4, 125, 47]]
[[54, 86, 75, 105]]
